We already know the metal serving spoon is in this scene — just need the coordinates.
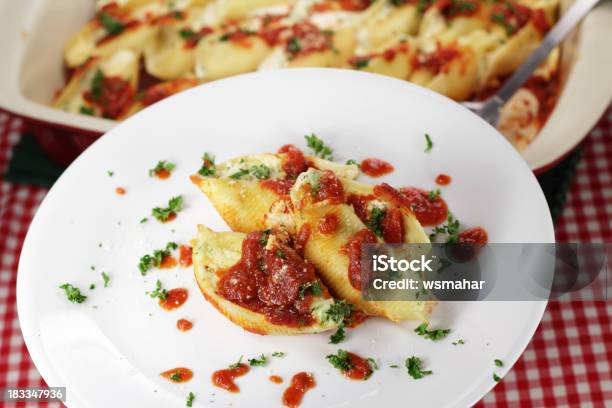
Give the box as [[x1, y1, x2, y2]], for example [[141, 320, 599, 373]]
[[463, 0, 601, 125]]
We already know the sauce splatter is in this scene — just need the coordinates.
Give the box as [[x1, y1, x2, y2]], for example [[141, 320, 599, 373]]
[[270, 375, 283, 384], [163, 212, 177, 223], [160, 255, 178, 269], [458, 227, 488, 245], [343, 352, 373, 380], [179, 245, 193, 267], [395, 186, 448, 226], [282, 372, 316, 408], [160, 367, 193, 383], [159, 288, 188, 311], [360, 158, 394, 177], [314, 170, 345, 204], [176, 318, 193, 332], [318, 213, 340, 235], [435, 174, 452, 186], [115, 187, 126, 195], [154, 169, 171, 179], [212, 364, 250, 393], [261, 179, 295, 196]]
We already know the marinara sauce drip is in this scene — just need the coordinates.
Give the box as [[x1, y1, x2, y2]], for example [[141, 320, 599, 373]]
[[373, 183, 448, 226], [270, 375, 283, 384], [285, 22, 332, 59], [360, 158, 394, 177], [344, 229, 378, 290], [217, 231, 320, 327], [261, 179, 295, 196], [413, 47, 460, 75], [160, 254, 178, 269], [179, 245, 193, 267], [347, 194, 404, 243], [278, 144, 309, 179], [436, 174, 452, 186], [159, 288, 188, 311], [183, 27, 214, 49], [84, 75, 135, 119], [282, 372, 316, 408], [342, 352, 373, 380], [212, 364, 250, 393], [458, 227, 488, 245], [160, 367, 193, 383], [176, 318, 193, 331], [318, 213, 340, 235], [315, 170, 345, 204], [490, 1, 533, 34]]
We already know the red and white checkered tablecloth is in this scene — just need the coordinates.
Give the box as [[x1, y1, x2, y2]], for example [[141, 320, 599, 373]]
[[0, 109, 610, 408]]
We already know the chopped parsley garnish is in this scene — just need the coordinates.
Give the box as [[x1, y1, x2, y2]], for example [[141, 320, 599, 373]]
[[305, 133, 334, 160], [229, 164, 272, 180], [140, 217, 148, 223], [389, 364, 399, 368], [198, 152, 216, 176], [345, 159, 361, 169], [416, 0, 433, 12], [405, 356, 433, 379], [329, 325, 346, 344], [367, 207, 386, 238], [152, 196, 183, 222], [186, 391, 195, 407], [59, 283, 87, 304], [424, 133, 433, 153], [495, 359, 504, 367], [491, 13, 515, 35], [429, 212, 461, 243], [326, 349, 353, 371], [170, 372, 182, 382], [149, 160, 176, 177], [367, 358, 379, 370], [101, 272, 110, 288], [428, 189, 441, 201], [139, 242, 178, 274], [80, 106, 95, 115], [298, 281, 323, 299], [287, 37, 302, 55], [260, 229, 271, 246], [452, 339, 466, 346], [276, 250, 286, 259], [352, 58, 370, 69], [493, 373, 502, 382], [229, 356, 244, 369], [272, 352, 286, 358], [147, 279, 168, 300], [107, 170, 114, 177], [99, 12, 125, 35], [414, 323, 450, 341], [89, 284, 95, 290], [325, 300, 353, 324], [248, 354, 268, 367], [91, 69, 104, 101], [179, 28, 195, 39]]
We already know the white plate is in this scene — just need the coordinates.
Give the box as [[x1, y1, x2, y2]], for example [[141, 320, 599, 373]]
[[17, 69, 554, 408]]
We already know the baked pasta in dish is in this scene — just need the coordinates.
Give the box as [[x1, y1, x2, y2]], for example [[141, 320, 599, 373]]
[[55, 0, 560, 149]]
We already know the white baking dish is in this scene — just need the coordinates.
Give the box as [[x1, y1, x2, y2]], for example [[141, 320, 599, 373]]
[[0, 0, 610, 171]]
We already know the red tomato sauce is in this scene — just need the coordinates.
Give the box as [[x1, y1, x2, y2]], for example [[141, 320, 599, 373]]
[[347, 193, 404, 243], [318, 213, 340, 235], [342, 352, 373, 380], [282, 372, 316, 408], [436, 174, 452, 186], [142, 78, 198, 106], [212, 364, 250, 393], [115, 187, 126, 195], [279, 144, 310, 179], [160, 255, 178, 269], [176, 318, 193, 331], [360, 158, 394, 177], [270, 375, 283, 384], [458, 227, 488, 245], [163, 212, 177, 223], [345, 309, 368, 328], [285, 22, 332, 59], [159, 288, 188, 311], [437, 0, 480, 18], [217, 232, 321, 327], [384, 185, 448, 226], [490, 1, 532, 34], [343, 229, 378, 290], [183, 26, 214, 49], [523, 75, 559, 123], [315, 170, 345, 204], [160, 367, 193, 383], [179, 245, 193, 267], [84, 75, 135, 119], [413, 47, 460, 75], [154, 169, 171, 179]]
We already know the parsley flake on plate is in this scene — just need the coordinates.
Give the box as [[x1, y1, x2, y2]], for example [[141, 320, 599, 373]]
[[151, 196, 183, 222], [101, 272, 110, 288], [424, 133, 433, 153], [147, 279, 168, 300], [495, 359, 504, 367], [272, 352, 286, 358], [414, 323, 450, 341], [59, 283, 87, 304], [329, 325, 346, 344], [305, 133, 334, 160], [326, 349, 353, 371], [138, 242, 178, 275], [186, 392, 195, 407], [149, 160, 176, 177], [198, 152, 216, 176], [405, 356, 433, 379], [429, 212, 461, 243], [248, 354, 267, 367], [229, 356, 244, 369]]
